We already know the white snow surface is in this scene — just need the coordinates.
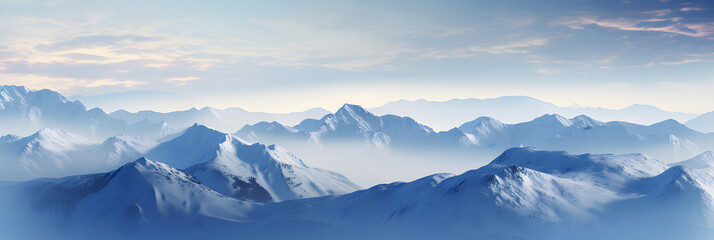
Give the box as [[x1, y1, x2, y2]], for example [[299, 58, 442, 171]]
[[147, 124, 361, 202]]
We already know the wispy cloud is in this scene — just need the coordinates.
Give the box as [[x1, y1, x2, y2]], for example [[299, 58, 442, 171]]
[[86, 79, 146, 88], [680, 7, 704, 12], [166, 77, 200, 86], [468, 39, 548, 54], [659, 58, 702, 65], [560, 17, 714, 37], [533, 68, 566, 74]]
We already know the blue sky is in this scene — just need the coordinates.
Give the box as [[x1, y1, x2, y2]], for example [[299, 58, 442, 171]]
[[0, 0, 713, 112]]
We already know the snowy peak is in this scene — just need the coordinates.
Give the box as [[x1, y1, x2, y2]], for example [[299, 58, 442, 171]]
[[490, 147, 669, 182], [18, 157, 250, 225], [458, 116, 508, 133], [530, 114, 572, 127], [672, 151, 714, 169], [118, 157, 195, 182], [15, 128, 92, 153], [145, 123, 229, 169], [336, 103, 372, 118], [329, 103, 381, 131], [186, 135, 360, 202], [569, 115, 604, 128], [0, 85, 78, 110]]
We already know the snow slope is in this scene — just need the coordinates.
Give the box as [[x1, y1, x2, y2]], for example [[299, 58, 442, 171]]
[[0, 129, 157, 181], [686, 111, 714, 133], [671, 151, 714, 169], [7, 158, 252, 230], [147, 124, 360, 202]]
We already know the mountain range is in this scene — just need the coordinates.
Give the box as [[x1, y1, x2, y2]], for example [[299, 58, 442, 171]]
[[0, 129, 157, 181], [0, 85, 176, 141], [109, 106, 329, 134], [369, 97, 701, 131], [3, 148, 714, 240], [238, 103, 714, 163]]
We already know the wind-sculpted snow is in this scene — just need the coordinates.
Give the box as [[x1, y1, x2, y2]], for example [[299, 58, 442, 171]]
[[0, 129, 157, 181], [0, 85, 175, 141], [147, 124, 361, 202]]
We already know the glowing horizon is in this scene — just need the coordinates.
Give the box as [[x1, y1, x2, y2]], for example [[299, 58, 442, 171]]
[[1, 0, 713, 113]]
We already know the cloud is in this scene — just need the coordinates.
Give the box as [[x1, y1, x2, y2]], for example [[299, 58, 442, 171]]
[[659, 59, 701, 65], [533, 68, 565, 74], [680, 7, 704, 12], [468, 39, 548, 54], [86, 79, 146, 88], [37, 35, 162, 51], [166, 76, 200, 82], [643, 9, 673, 17], [560, 17, 714, 37], [416, 39, 549, 60], [166, 77, 200, 86]]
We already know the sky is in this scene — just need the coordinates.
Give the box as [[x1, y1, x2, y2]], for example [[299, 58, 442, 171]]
[[0, 0, 713, 113]]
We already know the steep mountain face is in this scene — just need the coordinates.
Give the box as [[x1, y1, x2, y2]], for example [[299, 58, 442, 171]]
[[686, 111, 714, 133], [0, 85, 173, 141], [0, 129, 157, 181], [369, 97, 697, 131], [109, 106, 330, 133], [258, 148, 714, 239], [8, 158, 252, 228], [147, 124, 360, 202]]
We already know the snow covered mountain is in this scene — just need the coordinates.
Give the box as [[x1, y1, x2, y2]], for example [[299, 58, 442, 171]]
[[237, 103, 476, 148], [4, 148, 714, 239], [458, 114, 714, 162], [0, 85, 175, 141], [0, 129, 157, 181], [672, 151, 714, 169], [238, 104, 714, 163], [1, 157, 253, 239], [109, 106, 330, 133], [146, 124, 360, 202], [686, 111, 714, 133], [370, 97, 697, 131], [255, 148, 714, 239]]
